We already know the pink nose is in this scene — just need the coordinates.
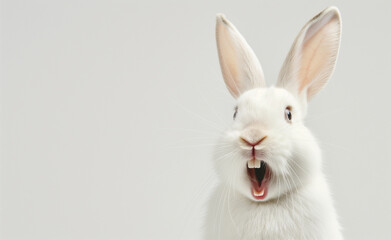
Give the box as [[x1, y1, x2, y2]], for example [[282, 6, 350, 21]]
[[240, 136, 267, 147]]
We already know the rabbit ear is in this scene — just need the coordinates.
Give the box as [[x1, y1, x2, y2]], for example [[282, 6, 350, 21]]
[[216, 14, 265, 98], [277, 7, 341, 102]]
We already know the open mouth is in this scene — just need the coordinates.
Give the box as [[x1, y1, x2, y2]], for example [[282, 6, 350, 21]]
[[247, 159, 271, 200]]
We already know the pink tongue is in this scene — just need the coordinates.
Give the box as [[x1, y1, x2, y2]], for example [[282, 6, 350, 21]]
[[253, 180, 263, 192], [248, 168, 263, 191]]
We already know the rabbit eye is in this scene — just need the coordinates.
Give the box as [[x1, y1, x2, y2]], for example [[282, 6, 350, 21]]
[[233, 106, 238, 120], [284, 107, 292, 122]]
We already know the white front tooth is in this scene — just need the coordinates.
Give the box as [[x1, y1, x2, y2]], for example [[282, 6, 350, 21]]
[[247, 160, 255, 168], [254, 159, 261, 168]]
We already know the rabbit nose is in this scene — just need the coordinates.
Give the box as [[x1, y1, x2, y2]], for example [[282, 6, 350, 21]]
[[240, 128, 267, 148], [240, 136, 267, 147]]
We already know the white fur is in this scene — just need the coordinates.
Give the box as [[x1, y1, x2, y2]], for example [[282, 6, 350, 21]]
[[205, 7, 342, 240]]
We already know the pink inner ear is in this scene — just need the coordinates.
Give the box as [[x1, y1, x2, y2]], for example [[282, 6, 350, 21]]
[[298, 16, 340, 99], [217, 25, 242, 97], [216, 15, 266, 98]]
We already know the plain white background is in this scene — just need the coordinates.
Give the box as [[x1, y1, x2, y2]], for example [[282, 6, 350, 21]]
[[1, 0, 390, 239]]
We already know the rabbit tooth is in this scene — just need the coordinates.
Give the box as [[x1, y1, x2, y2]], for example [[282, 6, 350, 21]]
[[254, 159, 261, 168], [253, 189, 265, 197], [247, 159, 261, 168], [248, 160, 255, 168]]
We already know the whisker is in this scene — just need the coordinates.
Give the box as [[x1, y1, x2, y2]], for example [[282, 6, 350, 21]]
[[169, 98, 226, 132]]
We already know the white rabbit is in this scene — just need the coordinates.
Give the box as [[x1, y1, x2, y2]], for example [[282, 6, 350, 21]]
[[204, 7, 343, 240]]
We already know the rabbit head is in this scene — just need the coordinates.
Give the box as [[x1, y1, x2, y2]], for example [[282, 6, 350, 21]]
[[214, 7, 341, 202]]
